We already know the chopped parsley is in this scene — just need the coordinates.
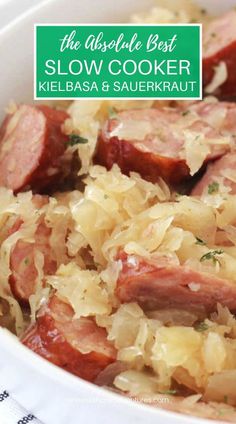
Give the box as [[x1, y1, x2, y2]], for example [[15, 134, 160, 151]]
[[195, 237, 206, 246], [24, 257, 29, 266], [182, 110, 190, 116], [195, 322, 209, 332], [108, 106, 117, 118], [208, 181, 219, 195], [67, 134, 88, 146], [200, 249, 224, 265], [160, 389, 177, 395], [218, 409, 228, 417]]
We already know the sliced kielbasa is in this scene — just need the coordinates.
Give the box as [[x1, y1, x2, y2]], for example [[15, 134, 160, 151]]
[[94, 107, 230, 186], [187, 101, 236, 134], [203, 10, 236, 98], [116, 252, 236, 314], [8, 195, 56, 303], [0, 105, 68, 193], [21, 296, 117, 382], [191, 153, 236, 196], [9, 221, 57, 303]]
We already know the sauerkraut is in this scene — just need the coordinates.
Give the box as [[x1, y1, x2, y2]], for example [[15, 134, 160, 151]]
[[2, 161, 236, 420]]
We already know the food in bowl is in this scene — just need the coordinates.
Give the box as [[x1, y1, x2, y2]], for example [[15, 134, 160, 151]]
[[2, 1, 236, 422]]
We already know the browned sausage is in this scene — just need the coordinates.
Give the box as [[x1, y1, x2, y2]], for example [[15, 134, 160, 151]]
[[94, 107, 230, 186], [9, 221, 57, 303], [187, 101, 236, 134], [191, 153, 236, 196], [116, 252, 236, 314], [0, 105, 68, 192], [21, 296, 117, 382], [8, 195, 57, 303], [203, 11, 236, 98]]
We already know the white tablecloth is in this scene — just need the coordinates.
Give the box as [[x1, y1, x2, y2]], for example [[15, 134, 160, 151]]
[[0, 387, 42, 424]]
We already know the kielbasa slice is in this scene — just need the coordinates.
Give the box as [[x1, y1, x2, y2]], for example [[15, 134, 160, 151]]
[[203, 10, 236, 98], [0, 105, 68, 192], [9, 221, 57, 303], [94, 107, 230, 185], [116, 252, 236, 314], [191, 153, 236, 196], [8, 195, 56, 303], [21, 296, 117, 382], [187, 101, 236, 134]]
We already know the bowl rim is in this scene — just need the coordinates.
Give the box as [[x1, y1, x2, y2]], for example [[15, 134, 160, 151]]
[[0, 0, 57, 40], [0, 328, 212, 424]]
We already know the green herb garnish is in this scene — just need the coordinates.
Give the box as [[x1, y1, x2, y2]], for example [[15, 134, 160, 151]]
[[24, 257, 29, 266], [200, 249, 224, 265], [218, 409, 228, 417], [195, 322, 209, 332], [182, 110, 190, 116], [208, 181, 219, 195], [224, 395, 228, 404], [195, 237, 206, 246], [160, 390, 177, 395], [67, 134, 88, 146], [108, 106, 117, 118]]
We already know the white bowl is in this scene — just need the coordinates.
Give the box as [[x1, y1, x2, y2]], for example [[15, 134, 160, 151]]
[[0, 1, 236, 423]]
